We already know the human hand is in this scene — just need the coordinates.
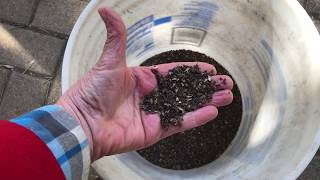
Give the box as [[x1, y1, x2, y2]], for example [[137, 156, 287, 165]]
[[57, 7, 234, 161]]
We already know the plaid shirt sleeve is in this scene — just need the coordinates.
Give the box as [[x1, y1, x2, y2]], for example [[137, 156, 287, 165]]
[[10, 105, 91, 180]]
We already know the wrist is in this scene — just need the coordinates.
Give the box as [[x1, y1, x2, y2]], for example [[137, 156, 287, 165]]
[[56, 98, 95, 161]]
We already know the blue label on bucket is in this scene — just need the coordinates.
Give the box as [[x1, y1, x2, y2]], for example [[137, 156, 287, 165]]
[[127, 16, 154, 37], [127, 15, 155, 57], [171, 1, 218, 46], [126, 15, 173, 57], [154, 16, 172, 26], [175, 1, 219, 30]]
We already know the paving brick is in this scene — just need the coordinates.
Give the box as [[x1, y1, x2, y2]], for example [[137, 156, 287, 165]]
[[89, 167, 103, 180], [306, 0, 320, 18], [47, 64, 62, 104], [0, 72, 50, 119], [32, 0, 88, 34], [299, 156, 320, 179], [0, 68, 11, 99], [313, 19, 320, 32], [0, 24, 65, 76], [298, 0, 306, 7], [0, 0, 37, 25]]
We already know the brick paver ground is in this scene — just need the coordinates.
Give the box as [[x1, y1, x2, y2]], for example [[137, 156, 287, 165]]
[[0, 68, 10, 99], [0, 0, 319, 179], [47, 63, 62, 104], [314, 19, 320, 31], [0, 23, 65, 76], [0, 71, 50, 119], [306, 0, 320, 18], [32, 0, 88, 35], [0, 0, 38, 25]]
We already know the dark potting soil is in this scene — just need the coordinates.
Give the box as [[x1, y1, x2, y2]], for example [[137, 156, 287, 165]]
[[137, 50, 243, 170], [141, 65, 216, 129]]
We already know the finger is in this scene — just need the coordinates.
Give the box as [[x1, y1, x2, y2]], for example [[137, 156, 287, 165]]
[[182, 105, 218, 129], [152, 62, 216, 75], [161, 106, 218, 138], [133, 67, 158, 97], [212, 75, 234, 90], [97, 7, 127, 68], [211, 89, 233, 107]]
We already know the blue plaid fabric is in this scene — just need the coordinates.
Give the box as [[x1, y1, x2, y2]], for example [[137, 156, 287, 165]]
[[11, 105, 90, 180]]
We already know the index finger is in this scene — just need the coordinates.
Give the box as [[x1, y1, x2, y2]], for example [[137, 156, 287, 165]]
[[150, 62, 217, 75]]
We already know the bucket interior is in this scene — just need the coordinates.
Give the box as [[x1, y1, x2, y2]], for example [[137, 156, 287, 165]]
[[63, 0, 320, 179]]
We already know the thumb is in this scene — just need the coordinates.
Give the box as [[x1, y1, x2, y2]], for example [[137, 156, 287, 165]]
[[97, 7, 127, 68]]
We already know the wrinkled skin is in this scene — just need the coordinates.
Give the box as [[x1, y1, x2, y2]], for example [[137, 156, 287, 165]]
[[57, 7, 234, 161]]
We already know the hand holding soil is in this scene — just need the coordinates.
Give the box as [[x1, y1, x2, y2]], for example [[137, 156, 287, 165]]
[[141, 65, 232, 129], [57, 7, 233, 161]]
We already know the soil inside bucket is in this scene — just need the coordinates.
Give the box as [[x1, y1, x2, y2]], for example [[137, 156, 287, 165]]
[[137, 50, 243, 170]]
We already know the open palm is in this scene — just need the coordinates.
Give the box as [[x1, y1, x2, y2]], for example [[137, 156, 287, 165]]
[[57, 8, 233, 161]]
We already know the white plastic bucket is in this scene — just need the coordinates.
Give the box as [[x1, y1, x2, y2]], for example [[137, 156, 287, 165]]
[[62, 0, 320, 179]]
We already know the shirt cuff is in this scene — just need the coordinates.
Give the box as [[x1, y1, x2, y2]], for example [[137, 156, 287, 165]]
[[11, 105, 91, 180]]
